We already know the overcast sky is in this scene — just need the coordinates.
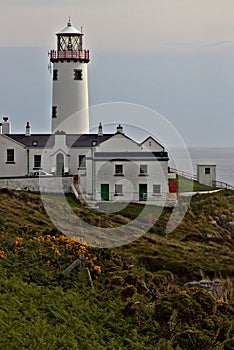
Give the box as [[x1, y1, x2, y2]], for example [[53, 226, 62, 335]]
[[0, 0, 234, 147]]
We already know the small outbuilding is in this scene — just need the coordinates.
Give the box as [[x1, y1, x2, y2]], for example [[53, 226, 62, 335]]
[[196, 163, 216, 187]]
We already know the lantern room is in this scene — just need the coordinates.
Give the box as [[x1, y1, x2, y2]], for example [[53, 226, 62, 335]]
[[50, 18, 90, 63]]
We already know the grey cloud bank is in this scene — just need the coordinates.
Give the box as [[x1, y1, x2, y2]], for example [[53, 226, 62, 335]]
[[0, 0, 234, 146]]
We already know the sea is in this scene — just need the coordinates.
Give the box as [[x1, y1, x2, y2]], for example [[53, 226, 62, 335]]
[[169, 147, 234, 187]]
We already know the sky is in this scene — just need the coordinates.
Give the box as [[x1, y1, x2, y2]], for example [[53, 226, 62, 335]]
[[0, 0, 234, 147]]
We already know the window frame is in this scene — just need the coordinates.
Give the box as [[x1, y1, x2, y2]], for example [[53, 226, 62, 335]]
[[34, 155, 42, 169], [115, 164, 124, 176], [52, 106, 57, 119], [153, 184, 161, 195], [114, 184, 123, 196], [53, 69, 58, 81], [139, 164, 148, 176], [74, 69, 83, 80], [78, 155, 86, 169], [6, 149, 15, 163], [205, 167, 211, 175]]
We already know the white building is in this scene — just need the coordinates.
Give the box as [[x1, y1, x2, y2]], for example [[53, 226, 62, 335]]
[[197, 164, 216, 187], [0, 20, 169, 203]]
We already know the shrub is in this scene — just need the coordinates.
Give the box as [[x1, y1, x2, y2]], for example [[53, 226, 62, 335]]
[[121, 285, 137, 301]]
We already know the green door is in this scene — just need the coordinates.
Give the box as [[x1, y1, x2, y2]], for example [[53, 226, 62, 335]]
[[101, 184, 109, 201], [139, 184, 147, 201]]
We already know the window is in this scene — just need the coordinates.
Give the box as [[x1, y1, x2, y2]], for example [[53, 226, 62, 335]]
[[114, 184, 123, 196], [53, 69, 58, 81], [32, 141, 38, 146], [74, 69, 83, 80], [78, 155, 86, 169], [115, 164, 123, 176], [205, 167, 211, 174], [34, 155, 41, 169], [153, 184, 161, 194], [52, 106, 57, 118], [6, 149, 14, 163], [139, 164, 148, 175]]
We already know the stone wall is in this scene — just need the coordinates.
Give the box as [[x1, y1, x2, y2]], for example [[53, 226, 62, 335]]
[[0, 176, 73, 194]]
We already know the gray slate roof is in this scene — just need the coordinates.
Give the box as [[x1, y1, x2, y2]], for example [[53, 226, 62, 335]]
[[7, 134, 114, 148], [7, 134, 55, 147]]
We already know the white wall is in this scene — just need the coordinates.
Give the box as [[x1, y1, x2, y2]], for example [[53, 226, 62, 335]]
[[94, 159, 168, 201], [197, 164, 216, 186], [141, 137, 164, 152], [97, 133, 141, 152], [52, 61, 89, 134], [0, 135, 27, 176]]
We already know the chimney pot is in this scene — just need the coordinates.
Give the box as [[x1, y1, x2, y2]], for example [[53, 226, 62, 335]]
[[2, 117, 11, 134], [98, 122, 103, 136], [116, 124, 124, 134], [25, 121, 31, 136]]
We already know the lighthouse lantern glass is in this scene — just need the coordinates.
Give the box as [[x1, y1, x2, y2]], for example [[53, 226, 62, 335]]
[[57, 35, 83, 51]]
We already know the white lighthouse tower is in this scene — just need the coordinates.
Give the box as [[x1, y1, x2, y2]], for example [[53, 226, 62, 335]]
[[50, 19, 90, 134]]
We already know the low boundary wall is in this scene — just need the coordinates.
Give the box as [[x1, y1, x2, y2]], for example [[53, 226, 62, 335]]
[[0, 176, 73, 193]]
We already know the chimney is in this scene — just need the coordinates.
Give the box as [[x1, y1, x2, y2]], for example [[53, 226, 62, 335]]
[[98, 122, 103, 136], [116, 124, 123, 134], [0, 123, 2, 135], [25, 122, 31, 136], [2, 116, 11, 134]]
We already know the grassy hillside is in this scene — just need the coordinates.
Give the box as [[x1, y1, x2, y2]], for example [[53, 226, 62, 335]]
[[0, 188, 233, 349]]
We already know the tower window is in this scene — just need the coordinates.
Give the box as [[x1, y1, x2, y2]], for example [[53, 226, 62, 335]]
[[52, 106, 57, 118], [34, 155, 41, 169], [53, 69, 58, 81], [6, 149, 15, 163], [205, 167, 211, 174], [74, 69, 83, 80]]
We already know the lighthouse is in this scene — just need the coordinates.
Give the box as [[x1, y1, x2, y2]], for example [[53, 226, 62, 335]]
[[50, 19, 90, 134]]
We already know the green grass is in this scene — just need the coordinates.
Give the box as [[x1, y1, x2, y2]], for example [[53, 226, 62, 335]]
[[170, 175, 215, 192], [0, 188, 233, 349]]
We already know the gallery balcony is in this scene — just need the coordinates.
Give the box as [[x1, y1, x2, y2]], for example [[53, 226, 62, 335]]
[[50, 49, 90, 63]]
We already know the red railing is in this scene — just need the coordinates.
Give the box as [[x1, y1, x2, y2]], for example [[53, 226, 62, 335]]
[[50, 50, 90, 61]]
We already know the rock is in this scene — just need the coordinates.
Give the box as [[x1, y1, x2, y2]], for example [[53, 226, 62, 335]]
[[185, 279, 228, 302], [207, 233, 216, 239], [226, 221, 234, 229], [208, 220, 217, 225]]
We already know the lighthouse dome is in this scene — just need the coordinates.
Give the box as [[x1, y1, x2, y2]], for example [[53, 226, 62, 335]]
[[57, 19, 82, 35]]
